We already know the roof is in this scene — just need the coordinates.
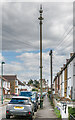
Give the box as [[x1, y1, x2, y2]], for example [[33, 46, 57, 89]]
[[3, 75, 17, 82], [1, 75, 25, 87], [0, 76, 8, 82], [18, 79, 25, 86], [12, 96, 30, 99]]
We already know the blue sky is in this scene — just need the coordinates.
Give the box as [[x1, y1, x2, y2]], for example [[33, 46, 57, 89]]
[[2, 48, 51, 63]]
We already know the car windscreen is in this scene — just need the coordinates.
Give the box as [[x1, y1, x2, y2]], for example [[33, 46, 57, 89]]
[[9, 98, 29, 104], [20, 92, 32, 97]]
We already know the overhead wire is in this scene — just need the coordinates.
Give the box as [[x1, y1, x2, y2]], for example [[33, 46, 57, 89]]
[[53, 26, 73, 67], [2, 36, 39, 50], [56, 28, 73, 50], [55, 26, 73, 51]]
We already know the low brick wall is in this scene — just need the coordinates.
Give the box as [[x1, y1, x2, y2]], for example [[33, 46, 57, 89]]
[[4, 94, 13, 99]]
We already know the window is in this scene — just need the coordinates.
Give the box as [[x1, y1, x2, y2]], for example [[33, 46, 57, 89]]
[[15, 80, 18, 86], [15, 89, 17, 93], [8, 82, 10, 88]]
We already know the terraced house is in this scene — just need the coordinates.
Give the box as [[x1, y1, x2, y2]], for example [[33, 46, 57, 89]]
[[0, 76, 10, 100], [53, 53, 75, 100], [3, 75, 25, 95]]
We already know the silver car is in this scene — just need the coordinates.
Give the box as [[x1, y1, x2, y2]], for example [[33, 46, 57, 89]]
[[6, 96, 34, 120]]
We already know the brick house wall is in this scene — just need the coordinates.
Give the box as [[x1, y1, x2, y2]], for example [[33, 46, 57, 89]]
[[10, 80, 15, 94], [64, 68, 67, 97]]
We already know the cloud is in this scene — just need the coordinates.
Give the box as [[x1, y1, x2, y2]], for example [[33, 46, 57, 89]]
[[1, 2, 73, 86], [2, 2, 73, 51], [1, 0, 74, 2]]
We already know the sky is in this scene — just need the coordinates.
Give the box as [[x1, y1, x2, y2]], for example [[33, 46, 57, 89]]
[[0, 0, 74, 86]]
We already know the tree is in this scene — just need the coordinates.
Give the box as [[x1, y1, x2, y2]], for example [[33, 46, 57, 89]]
[[33, 80, 39, 88], [23, 81, 26, 85], [28, 79, 33, 85]]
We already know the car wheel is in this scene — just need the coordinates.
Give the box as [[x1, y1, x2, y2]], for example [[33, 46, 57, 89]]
[[33, 111, 34, 115], [6, 115, 10, 119], [29, 116, 33, 120], [34, 108, 37, 112]]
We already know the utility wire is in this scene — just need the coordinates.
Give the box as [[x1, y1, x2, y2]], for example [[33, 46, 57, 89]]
[[56, 29, 73, 50], [2, 37, 39, 50], [53, 24, 73, 51], [53, 29, 73, 61], [55, 26, 73, 51]]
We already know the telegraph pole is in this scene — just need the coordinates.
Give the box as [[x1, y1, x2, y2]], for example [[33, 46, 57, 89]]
[[49, 50, 53, 93], [38, 5, 44, 108]]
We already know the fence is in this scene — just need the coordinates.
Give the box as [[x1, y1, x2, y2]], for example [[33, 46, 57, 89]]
[[69, 114, 75, 120]]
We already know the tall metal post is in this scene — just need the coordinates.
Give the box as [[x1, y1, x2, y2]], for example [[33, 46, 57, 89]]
[[38, 5, 44, 108], [49, 50, 53, 92], [1, 62, 5, 104]]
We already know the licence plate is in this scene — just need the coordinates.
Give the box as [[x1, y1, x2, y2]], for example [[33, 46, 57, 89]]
[[14, 106, 24, 110]]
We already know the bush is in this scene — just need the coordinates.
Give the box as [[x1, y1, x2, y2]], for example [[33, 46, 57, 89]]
[[54, 107, 61, 119], [48, 91, 51, 95], [71, 99, 75, 102], [47, 91, 52, 98], [32, 88, 38, 92], [68, 107, 75, 119]]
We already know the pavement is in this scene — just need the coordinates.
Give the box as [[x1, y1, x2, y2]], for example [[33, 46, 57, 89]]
[[0, 100, 10, 120], [35, 95, 57, 120], [0, 105, 6, 120]]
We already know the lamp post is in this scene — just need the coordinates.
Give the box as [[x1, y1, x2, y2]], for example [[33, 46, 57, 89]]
[[47, 80, 49, 92], [1, 61, 5, 104], [38, 5, 44, 108]]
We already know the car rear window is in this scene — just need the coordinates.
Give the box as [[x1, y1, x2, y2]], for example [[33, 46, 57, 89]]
[[9, 98, 29, 104]]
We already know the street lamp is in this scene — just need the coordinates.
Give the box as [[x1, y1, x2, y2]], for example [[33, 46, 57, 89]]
[[1, 61, 5, 104]]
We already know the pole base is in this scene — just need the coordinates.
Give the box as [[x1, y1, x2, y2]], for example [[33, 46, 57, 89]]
[[40, 99, 43, 108]]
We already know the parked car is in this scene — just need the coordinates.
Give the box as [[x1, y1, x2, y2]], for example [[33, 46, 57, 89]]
[[31, 92, 38, 112], [42, 92, 47, 98], [6, 96, 34, 120], [19, 91, 32, 97], [38, 92, 41, 105], [19, 91, 38, 112]]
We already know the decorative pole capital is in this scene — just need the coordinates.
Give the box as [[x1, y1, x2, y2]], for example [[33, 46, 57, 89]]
[[38, 4, 44, 24]]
